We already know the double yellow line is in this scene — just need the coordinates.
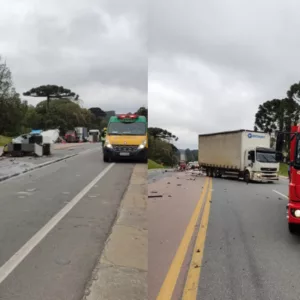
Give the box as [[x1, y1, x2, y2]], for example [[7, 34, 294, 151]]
[[156, 177, 213, 300]]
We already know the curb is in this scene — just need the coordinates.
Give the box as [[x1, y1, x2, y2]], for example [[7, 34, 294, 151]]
[[0, 153, 78, 183], [83, 164, 147, 300]]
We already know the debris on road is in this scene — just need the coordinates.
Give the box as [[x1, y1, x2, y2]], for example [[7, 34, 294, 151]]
[[148, 195, 163, 198]]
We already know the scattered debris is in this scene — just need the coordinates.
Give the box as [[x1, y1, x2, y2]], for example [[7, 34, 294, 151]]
[[148, 194, 163, 198]]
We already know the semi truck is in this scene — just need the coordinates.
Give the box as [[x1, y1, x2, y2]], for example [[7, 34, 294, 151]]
[[198, 129, 280, 182]]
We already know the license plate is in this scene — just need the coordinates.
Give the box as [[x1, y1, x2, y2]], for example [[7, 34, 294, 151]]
[[120, 152, 130, 156]]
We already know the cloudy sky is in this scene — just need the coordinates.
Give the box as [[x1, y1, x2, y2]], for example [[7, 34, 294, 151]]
[[0, 0, 147, 113], [149, 0, 300, 149]]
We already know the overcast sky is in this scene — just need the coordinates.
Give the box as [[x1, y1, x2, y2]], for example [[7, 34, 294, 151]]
[[3, 1, 300, 149], [0, 0, 147, 114], [149, 0, 300, 149]]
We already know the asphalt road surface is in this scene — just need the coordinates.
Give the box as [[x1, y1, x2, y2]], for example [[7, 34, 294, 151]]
[[197, 176, 293, 300], [149, 172, 300, 300], [0, 144, 135, 300]]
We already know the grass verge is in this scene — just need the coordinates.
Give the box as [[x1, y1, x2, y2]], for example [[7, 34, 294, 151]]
[[279, 162, 288, 177], [0, 135, 12, 146], [148, 159, 164, 169]]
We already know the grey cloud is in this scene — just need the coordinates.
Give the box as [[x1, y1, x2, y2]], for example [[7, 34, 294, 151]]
[[149, 0, 300, 148], [0, 0, 146, 112]]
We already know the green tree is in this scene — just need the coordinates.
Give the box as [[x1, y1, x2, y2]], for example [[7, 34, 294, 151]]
[[32, 98, 93, 134], [148, 127, 178, 141], [185, 148, 195, 162], [23, 85, 79, 111], [136, 106, 148, 120], [254, 98, 300, 152], [148, 127, 179, 166], [255, 98, 300, 133], [0, 57, 25, 135]]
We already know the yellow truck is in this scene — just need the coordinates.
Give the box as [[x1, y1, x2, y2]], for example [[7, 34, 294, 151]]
[[103, 114, 147, 162]]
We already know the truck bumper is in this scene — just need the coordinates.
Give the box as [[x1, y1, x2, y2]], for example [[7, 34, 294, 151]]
[[252, 172, 279, 182], [103, 146, 147, 161], [287, 202, 300, 224]]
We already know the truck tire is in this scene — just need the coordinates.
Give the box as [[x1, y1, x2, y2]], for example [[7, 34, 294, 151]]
[[103, 155, 109, 162], [289, 223, 298, 234], [206, 168, 209, 176], [244, 171, 250, 183], [212, 168, 217, 178]]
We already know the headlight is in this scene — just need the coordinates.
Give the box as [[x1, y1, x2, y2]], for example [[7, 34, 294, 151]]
[[295, 210, 300, 218], [138, 140, 147, 149], [104, 140, 112, 148]]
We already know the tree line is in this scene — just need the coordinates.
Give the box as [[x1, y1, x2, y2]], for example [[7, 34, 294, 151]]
[[0, 57, 147, 137], [254, 81, 300, 154]]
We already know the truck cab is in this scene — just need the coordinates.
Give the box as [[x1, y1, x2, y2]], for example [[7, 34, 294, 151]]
[[103, 114, 147, 162], [244, 147, 279, 182]]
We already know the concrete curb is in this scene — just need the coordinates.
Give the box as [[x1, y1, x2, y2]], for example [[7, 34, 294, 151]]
[[0, 153, 78, 183], [83, 164, 147, 300]]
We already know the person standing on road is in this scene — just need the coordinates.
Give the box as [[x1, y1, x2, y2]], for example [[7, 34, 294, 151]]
[[101, 127, 107, 148]]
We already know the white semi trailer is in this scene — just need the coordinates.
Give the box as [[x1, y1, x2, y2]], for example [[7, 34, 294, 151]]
[[198, 130, 280, 182]]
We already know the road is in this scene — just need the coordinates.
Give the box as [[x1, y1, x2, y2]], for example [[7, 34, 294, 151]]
[[0, 144, 135, 300], [149, 172, 299, 300]]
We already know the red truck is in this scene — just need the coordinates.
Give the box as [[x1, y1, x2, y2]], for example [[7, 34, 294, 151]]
[[285, 125, 300, 233]]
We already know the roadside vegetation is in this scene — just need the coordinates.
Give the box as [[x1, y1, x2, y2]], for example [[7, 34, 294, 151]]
[[148, 127, 179, 168], [0, 56, 147, 138], [279, 163, 288, 177], [148, 159, 164, 170], [0, 135, 12, 146]]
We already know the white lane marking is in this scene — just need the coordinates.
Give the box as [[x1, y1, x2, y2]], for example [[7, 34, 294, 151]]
[[273, 189, 288, 199], [0, 163, 115, 284]]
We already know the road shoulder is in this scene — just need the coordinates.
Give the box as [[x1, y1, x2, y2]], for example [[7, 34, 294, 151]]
[[83, 164, 147, 300]]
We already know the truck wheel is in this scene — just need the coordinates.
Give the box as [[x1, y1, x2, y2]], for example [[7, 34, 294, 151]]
[[206, 169, 209, 176], [212, 169, 217, 178], [244, 171, 250, 183], [103, 155, 109, 162], [209, 168, 213, 177], [289, 223, 298, 234]]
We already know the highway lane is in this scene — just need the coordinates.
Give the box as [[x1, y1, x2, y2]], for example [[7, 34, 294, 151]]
[[0, 146, 135, 300], [149, 172, 299, 300], [197, 177, 300, 300]]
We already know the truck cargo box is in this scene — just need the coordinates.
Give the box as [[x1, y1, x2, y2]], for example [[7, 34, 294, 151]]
[[198, 130, 271, 171]]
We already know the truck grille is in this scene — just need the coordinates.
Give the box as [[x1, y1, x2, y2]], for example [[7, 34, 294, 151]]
[[113, 145, 138, 152], [261, 168, 277, 172]]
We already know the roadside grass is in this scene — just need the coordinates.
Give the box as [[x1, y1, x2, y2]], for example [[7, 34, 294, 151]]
[[148, 159, 164, 169], [0, 135, 12, 146], [279, 162, 288, 177]]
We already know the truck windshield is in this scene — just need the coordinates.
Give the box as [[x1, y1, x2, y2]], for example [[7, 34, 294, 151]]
[[295, 139, 300, 165], [256, 151, 277, 163], [108, 122, 146, 136]]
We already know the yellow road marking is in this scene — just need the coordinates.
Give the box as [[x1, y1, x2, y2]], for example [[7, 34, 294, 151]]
[[182, 178, 213, 299], [156, 177, 211, 300]]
